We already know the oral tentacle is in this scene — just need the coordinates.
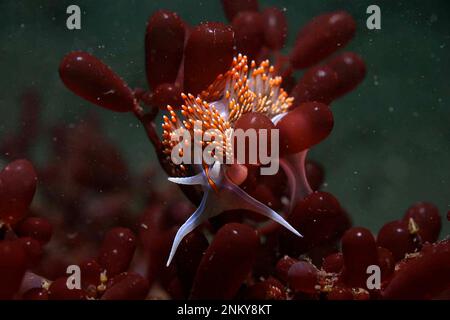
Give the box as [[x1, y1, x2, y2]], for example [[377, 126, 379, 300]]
[[166, 189, 210, 266], [168, 173, 206, 186], [165, 162, 225, 265], [222, 174, 302, 237]]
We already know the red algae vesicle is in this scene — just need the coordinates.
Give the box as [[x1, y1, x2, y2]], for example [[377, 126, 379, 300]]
[[0, 159, 37, 225], [341, 227, 378, 288], [190, 223, 259, 299], [59, 52, 136, 113], [261, 7, 288, 51], [97, 227, 137, 277], [145, 10, 186, 90], [291, 65, 339, 105], [377, 220, 420, 262], [277, 102, 334, 154], [290, 11, 356, 69], [221, 0, 259, 22], [327, 52, 366, 99], [232, 11, 264, 61], [0, 0, 448, 303], [184, 22, 235, 95]]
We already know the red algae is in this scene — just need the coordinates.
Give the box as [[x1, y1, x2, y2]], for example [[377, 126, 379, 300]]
[[0, 1, 445, 302]]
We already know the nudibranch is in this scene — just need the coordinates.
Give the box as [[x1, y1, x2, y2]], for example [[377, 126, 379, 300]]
[[162, 54, 305, 266]]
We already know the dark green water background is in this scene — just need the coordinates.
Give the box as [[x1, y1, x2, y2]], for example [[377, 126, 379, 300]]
[[0, 0, 449, 236]]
